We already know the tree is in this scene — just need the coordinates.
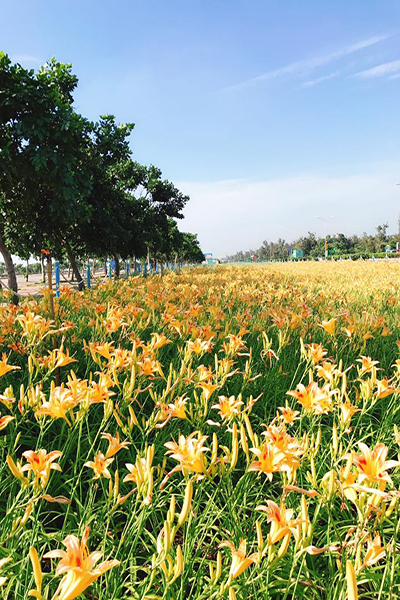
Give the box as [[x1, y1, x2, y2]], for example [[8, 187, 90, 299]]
[[0, 53, 93, 291]]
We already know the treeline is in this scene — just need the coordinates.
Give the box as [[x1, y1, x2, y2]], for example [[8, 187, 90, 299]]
[[227, 223, 399, 262], [0, 53, 205, 302]]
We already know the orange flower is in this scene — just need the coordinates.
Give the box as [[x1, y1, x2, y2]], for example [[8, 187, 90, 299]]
[[123, 446, 154, 504], [287, 382, 334, 414], [212, 395, 243, 420], [219, 539, 257, 580], [53, 347, 77, 369], [21, 449, 62, 488], [89, 374, 115, 404], [362, 534, 385, 568], [0, 415, 14, 431], [278, 404, 300, 425], [101, 432, 130, 458], [196, 381, 218, 401], [340, 401, 360, 429], [249, 442, 292, 481], [351, 442, 400, 486], [319, 318, 337, 336], [186, 338, 213, 356], [164, 432, 209, 478], [257, 500, 302, 545], [305, 343, 328, 364], [84, 453, 114, 479], [0, 354, 21, 377], [44, 526, 119, 600], [357, 356, 379, 376], [36, 386, 77, 423]]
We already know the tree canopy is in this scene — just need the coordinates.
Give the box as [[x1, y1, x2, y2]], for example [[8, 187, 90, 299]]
[[0, 53, 204, 299]]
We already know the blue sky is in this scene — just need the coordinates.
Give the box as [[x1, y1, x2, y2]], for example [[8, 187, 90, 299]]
[[3, 1, 400, 255]]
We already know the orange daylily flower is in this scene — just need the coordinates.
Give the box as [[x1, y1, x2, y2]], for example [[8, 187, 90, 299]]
[[257, 500, 303, 545], [319, 318, 337, 336], [44, 526, 119, 600], [340, 401, 360, 429], [0, 415, 15, 431], [101, 432, 131, 458], [278, 404, 300, 424], [351, 442, 400, 486], [362, 534, 386, 568], [212, 395, 243, 420], [287, 382, 335, 414], [164, 432, 209, 478], [0, 354, 21, 377], [249, 442, 292, 481], [21, 449, 62, 488], [305, 343, 328, 364], [84, 453, 114, 479], [219, 539, 258, 580]]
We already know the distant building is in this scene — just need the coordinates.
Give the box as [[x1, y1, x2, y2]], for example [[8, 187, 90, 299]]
[[291, 249, 303, 259], [203, 253, 219, 265]]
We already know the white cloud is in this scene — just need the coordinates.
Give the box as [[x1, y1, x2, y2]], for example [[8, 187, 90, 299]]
[[222, 34, 391, 92], [179, 170, 400, 256], [302, 71, 340, 87], [354, 59, 400, 78], [11, 54, 43, 66]]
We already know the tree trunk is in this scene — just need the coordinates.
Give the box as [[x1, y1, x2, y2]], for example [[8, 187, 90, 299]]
[[114, 255, 120, 279], [0, 230, 18, 305], [64, 241, 85, 291], [41, 254, 46, 283], [26, 259, 29, 282]]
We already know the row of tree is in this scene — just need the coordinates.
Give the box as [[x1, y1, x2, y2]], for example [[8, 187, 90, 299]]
[[227, 223, 400, 262], [0, 53, 205, 302]]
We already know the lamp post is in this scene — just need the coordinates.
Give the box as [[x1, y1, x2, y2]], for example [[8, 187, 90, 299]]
[[317, 215, 333, 259]]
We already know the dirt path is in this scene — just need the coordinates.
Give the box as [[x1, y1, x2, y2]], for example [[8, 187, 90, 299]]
[[0, 269, 108, 297]]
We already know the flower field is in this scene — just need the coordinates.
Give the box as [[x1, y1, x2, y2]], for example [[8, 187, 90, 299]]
[[1, 261, 400, 599]]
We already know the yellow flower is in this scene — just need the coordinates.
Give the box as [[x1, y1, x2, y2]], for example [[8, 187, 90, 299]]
[[219, 539, 257, 580], [44, 527, 119, 600]]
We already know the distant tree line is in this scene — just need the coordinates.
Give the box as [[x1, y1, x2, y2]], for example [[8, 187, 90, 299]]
[[0, 53, 205, 302], [227, 223, 400, 262]]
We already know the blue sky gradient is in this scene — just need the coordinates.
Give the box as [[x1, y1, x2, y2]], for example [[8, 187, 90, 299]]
[[3, 1, 400, 255]]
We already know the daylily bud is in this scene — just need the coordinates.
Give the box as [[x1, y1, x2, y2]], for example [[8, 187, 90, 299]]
[[177, 479, 193, 528], [346, 560, 358, 600], [28, 547, 42, 599]]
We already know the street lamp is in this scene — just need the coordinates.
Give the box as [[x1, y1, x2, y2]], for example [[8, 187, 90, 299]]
[[317, 215, 333, 259]]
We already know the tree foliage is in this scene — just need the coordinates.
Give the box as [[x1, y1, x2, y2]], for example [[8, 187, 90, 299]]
[[0, 53, 204, 298]]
